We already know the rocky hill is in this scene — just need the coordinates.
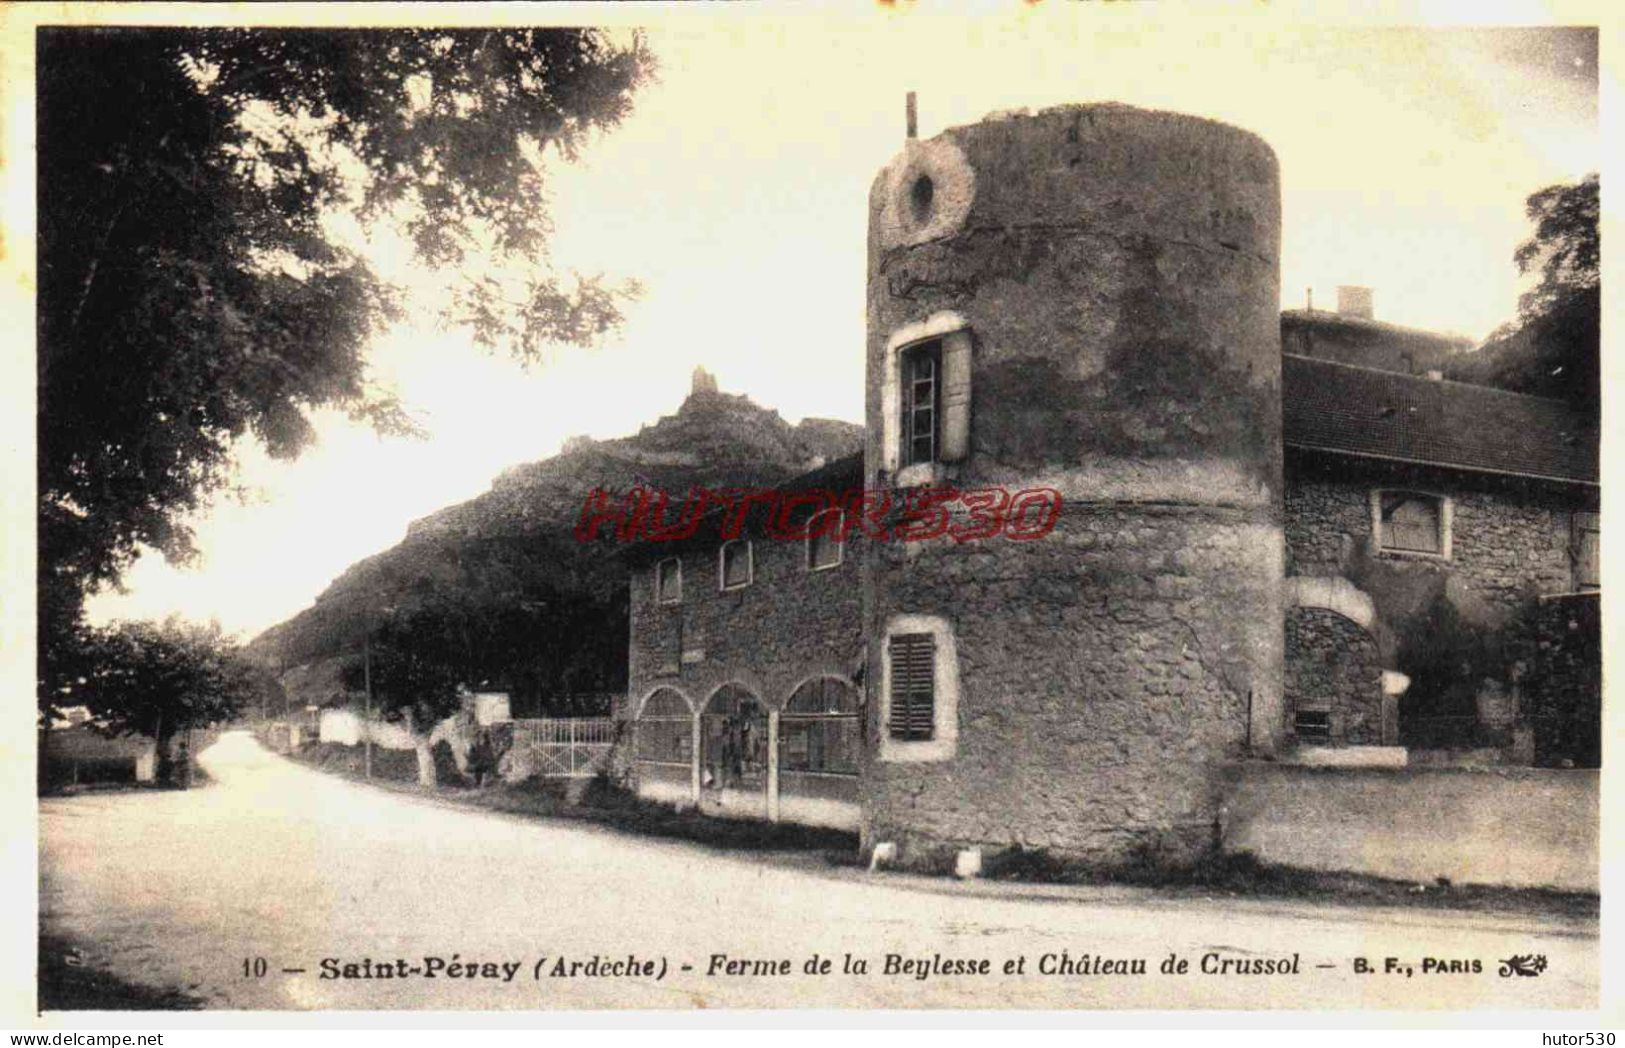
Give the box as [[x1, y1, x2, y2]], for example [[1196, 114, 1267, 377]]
[[247, 371, 859, 713]]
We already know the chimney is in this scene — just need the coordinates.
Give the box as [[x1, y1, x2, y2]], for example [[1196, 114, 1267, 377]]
[[1336, 285, 1374, 321]]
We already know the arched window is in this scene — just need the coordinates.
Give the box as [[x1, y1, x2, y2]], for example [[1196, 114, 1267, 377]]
[[636, 688, 692, 765], [780, 677, 860, 775], [701, 684, 767, 789]]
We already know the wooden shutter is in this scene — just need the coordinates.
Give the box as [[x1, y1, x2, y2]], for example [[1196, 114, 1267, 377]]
[[940, 329, 973, 462], [888, 633, 936, 741], [1574, 511, 1600, 590]]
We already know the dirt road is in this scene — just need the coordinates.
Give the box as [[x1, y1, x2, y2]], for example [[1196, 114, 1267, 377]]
[[39, 731, 1597, 1011]]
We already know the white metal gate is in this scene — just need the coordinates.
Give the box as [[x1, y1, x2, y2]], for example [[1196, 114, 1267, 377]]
[[509, 718, 615, 778]]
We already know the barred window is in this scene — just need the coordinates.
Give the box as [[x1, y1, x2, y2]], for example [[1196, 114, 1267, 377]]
[[901, 340, 942, 468], [636, 688, 692, 764], [1294, 709, 1332, 743], [781, 677, 860, 774], [655, 558, 682, 605], [1377, 491, 1444, 555], [888, 633, 936, 741]]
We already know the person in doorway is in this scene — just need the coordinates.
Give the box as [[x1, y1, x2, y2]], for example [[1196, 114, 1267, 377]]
[[468, 729, 494, 787]]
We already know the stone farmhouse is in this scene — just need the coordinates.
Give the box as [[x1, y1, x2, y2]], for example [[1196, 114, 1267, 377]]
[[611, 103, 1600, 888]]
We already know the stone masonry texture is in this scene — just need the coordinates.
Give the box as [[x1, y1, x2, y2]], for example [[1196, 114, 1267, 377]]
[[862, 503, 1273, 864], [624, 529, 865, 724], [1284, 607, 1382, 745]]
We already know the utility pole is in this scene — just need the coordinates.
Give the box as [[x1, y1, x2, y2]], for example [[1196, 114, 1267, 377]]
[[363, 631, 374, 779]]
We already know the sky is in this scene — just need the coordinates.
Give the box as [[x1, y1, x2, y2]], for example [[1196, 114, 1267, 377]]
[[74, 14, 1601, 640]]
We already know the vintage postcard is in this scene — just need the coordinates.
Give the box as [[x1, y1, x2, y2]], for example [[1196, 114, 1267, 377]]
[[5, 1, 1614, 1027]]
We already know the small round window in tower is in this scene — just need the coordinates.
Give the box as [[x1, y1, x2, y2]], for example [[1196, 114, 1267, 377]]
[[908, 174, 935, 225]]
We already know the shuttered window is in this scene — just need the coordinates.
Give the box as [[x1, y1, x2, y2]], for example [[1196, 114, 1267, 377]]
[[1573, 511, 1600, 591], [888, 633, 936, 741], [940, 329, 972, 462], [1377, 491, 1443, 554]]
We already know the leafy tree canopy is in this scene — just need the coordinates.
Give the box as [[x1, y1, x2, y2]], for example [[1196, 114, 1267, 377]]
[[339, 580, 626, 729], [50, 618, 271, 783], [1447, 173, 1599, 411], [1514, 173, 1600, 318], [38, 28, 653, 708]]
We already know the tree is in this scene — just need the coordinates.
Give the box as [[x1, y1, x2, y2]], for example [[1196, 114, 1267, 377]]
[[1514, 173, 1600, 319], [1448, 174, 1599, 411], [37, 28, 654, 714], [51, 618, 262, 785], [340, 604, 467, 734], [338, 580, 626, 729]]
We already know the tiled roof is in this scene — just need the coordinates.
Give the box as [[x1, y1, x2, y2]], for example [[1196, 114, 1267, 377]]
[[1280, 309, 1474, 350], [778, 450, 863, 493], [1282, 355, 1598, 485]]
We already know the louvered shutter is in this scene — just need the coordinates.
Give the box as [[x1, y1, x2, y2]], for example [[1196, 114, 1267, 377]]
[[888, 633, 936, 741], [940, 330, 973, 462]]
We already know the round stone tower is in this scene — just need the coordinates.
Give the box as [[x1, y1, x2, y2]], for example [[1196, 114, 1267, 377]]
[[860, 103, 1283, 865]]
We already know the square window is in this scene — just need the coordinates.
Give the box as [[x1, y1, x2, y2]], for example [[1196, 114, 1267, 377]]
[[719, 540, 753, 590], [1377, 491, 1444, 555]]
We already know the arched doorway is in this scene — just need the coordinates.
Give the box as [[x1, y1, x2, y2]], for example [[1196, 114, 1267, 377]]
[[700, 683, 768, 804], [633, 687, 694, 804], [780, 676, 860, 775], [777, 676, 862, 830], [1285, 606, 1383, 745]]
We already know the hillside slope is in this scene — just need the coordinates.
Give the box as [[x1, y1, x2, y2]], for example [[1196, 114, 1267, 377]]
[[247, 379, 859, 714]]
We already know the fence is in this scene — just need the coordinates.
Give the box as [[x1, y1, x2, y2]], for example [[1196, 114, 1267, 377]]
[[507, 717, 616, 778]]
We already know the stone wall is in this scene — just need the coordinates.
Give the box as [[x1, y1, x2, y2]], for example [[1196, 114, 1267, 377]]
[[1284, 454, 1592, 742], [624, 527, 865, 726], [1283, 607, 1382, 745], [861, 502, 1277, 865], [1524, 593, 1601, 768], [1284, 457, 1586, 624], [1222, 762, 1598, 892]]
